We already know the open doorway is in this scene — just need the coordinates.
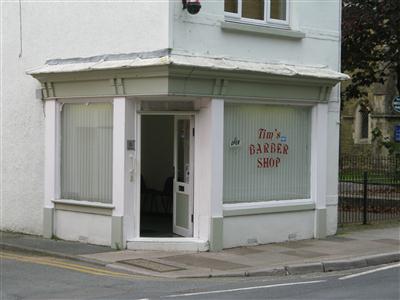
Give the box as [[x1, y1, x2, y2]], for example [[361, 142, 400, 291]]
[[140, 115, 174, 237], [140, 114, 194, 238]]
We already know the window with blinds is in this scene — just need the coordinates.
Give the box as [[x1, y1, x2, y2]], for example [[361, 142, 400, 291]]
[[223, 103, 311, 203], [61, 103, 113, 203]]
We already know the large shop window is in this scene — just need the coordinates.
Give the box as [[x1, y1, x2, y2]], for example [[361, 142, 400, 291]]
[[225, 0, 288, 25], [223, 104, 311, 203], [61, 103, 113, 203]]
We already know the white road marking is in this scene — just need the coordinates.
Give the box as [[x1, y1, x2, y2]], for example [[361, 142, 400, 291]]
[[165, 280, 326, 298], [339, 263, 400, 280]]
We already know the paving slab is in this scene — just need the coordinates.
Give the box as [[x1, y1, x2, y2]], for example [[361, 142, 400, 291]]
[[162, 254, 250, 271], [118, 258, 185, 272], [79, 250, 189, 263]]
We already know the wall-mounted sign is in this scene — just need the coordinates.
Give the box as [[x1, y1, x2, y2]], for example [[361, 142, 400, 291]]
[[393, 96, 400, 113], [127, 139, 135, 150], [230, 137, 241, 148], [395, 125, 400, 142], [248, 128, 289, 169]]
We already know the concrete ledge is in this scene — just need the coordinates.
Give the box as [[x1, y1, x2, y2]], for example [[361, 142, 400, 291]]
[[323, 258, 368, 272], [209, 271, 248, 278], [223, 201, 315, 217], [127, 238, 209, 252], [365, 252, 400, 267], [53, 200, 114, 216], [285, 262, 323, 275], [247, 267, 287, 277], [221, 21, 306, 39]]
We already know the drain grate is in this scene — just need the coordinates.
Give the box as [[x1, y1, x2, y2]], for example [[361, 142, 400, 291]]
[[118, 258, 185, 273]]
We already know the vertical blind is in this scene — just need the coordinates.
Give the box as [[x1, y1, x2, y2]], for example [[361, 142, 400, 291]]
[[61, 103, 113, 203], [223, 103, 311, 203]]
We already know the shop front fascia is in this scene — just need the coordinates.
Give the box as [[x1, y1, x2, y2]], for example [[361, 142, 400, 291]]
[[28, 51, 348, 250]]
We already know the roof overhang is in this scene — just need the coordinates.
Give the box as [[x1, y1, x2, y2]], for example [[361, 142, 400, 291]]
[[27, 49, 349, 102]]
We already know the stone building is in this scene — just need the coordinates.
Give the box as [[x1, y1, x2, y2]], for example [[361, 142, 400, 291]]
[[340, 73, 400, 157]]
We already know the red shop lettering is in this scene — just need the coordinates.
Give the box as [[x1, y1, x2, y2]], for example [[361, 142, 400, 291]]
[[249, 143, 288, 155], [257, 157, 281, 168]]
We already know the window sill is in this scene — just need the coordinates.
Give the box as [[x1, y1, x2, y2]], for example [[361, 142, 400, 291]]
[[52, 199, 114, 216], [354, 138, 371, 145], [221, 20, 305, 39], [223, 199, 314, 217]]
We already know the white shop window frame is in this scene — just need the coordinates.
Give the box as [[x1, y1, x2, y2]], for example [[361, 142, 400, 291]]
[[46, 98, 115, 209], [221, 100, 328, 215], [225, 0, 290, 28]]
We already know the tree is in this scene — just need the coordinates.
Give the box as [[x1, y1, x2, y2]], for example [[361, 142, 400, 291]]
[[341, 0, 400, 100]]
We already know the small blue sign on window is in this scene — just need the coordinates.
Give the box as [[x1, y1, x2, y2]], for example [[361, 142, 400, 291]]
[[393, 96, 400, 113], [395, 125, 400, 142]]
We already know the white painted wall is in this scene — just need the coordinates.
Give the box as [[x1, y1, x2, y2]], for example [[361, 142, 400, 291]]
[[326, 89, 341, 235], [55, 210, 111, 246], [193, 100, 213, 241], [223, 211, 315, 248], [172, 0, 340, 70], [1, 2, 169, 234]]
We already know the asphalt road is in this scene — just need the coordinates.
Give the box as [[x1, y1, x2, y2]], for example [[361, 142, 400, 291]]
[[1, 249, 399, 300]]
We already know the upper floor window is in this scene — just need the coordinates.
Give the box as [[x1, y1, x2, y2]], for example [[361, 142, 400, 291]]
[[225, 0, 289, 26]]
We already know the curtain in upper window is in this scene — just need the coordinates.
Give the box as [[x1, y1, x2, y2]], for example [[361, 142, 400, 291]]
[[270, 0, 286, 20], [242, 0, 264, 20], [61, 103, 113, 203], [225, 0, 238, 13]]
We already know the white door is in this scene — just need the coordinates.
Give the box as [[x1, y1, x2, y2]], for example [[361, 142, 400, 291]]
[[173, 116, 194, 237]]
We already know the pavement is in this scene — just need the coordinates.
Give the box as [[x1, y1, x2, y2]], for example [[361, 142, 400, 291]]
[[1, 225, 399, 279]]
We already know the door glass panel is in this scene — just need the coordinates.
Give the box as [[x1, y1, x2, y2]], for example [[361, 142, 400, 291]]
[[176, 193, 189, 229], [177, 120, 190, 183]]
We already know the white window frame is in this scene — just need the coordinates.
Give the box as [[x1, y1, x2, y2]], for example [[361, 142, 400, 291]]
[[56, 98, 114, 205], [225, 0, 290, 28]]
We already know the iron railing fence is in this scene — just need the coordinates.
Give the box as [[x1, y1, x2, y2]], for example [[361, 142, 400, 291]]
[[338, 155, 400, 225]]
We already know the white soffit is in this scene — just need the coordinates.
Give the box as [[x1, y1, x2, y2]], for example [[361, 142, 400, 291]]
[[27, 49, 349, 82]]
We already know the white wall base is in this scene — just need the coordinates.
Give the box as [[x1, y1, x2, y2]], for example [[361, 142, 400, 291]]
[[326, 204, 338, 236], [54, 210, 111, 246], [127, 238, 209, 252], [223, 210, 315, 248]]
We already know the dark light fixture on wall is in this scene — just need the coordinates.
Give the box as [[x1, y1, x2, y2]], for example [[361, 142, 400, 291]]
[[182, 0, 201, 15]]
